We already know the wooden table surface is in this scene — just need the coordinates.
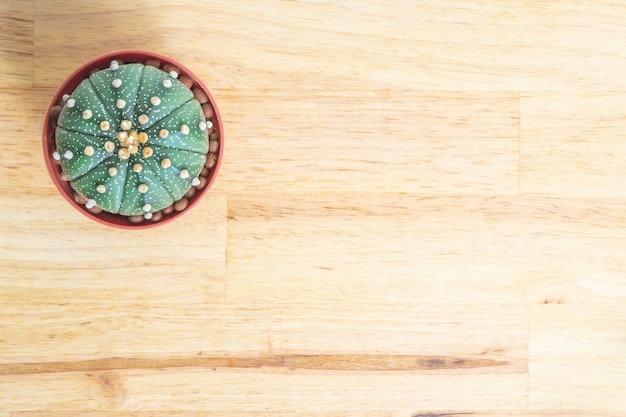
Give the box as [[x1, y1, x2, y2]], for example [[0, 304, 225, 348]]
[[2, 0, 626, 415]]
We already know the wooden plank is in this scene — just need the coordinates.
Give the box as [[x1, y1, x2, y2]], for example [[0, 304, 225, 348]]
[[211, 89, 519, 195], [0, 194, 227, 304], [226, 194, 626, 304], [34, 1, 626, 91], [8, 411, 626, 417], [529, 305, 626, 409], [0, 89, 55, 195], [0, 303, 526, 368], [9, 412, 626, 417], [0, 369, 527, 411], [521, 93, 626, 197], [0, 0, 33, 87]]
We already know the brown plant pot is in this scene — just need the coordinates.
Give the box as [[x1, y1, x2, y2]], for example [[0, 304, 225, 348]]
[[43, 50, 223, 229]]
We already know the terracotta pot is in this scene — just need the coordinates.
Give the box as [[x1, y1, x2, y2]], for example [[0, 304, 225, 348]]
[[43, 50, 223, 229]]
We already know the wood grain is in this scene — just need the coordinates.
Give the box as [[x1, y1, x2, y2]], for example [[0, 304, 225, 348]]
[[1, 369, 527, 411], [212, 90, 519, 195], [529, 305, 626, 409], [3, 0, 626, 415], [8, 412, 626, 417], [0, 194, 227, 305], [521, 93, 626, 197], [32, 0, 626, 92], [0, 0, 33, 86], [0, 89, 52, 194], [226, 194, 626, 304], [0, 302, 526, 369], [0, 354, 511, 376]]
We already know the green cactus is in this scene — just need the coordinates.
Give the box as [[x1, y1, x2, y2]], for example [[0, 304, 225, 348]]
[[54, 61, 210, 219]]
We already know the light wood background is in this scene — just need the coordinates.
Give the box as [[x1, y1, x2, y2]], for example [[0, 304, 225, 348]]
[[1, 0, 626, 415]]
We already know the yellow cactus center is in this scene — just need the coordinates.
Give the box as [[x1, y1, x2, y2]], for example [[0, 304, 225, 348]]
[[116, 123, 149, 159]]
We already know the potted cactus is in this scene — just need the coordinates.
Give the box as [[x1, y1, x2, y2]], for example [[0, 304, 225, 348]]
[[43, 50, 222, 228]]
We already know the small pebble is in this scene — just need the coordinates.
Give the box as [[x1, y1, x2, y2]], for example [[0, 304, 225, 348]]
[[205, 153, 217, 169], [128, 215, 145, 224], [150, 211, 163, 222], [60, 172, 69, 181], [89, 67, 100, 76], [184, 187, 197, 199], [162, 63, 180, 74], [174, 198, 189, 212], [74, 192, 87, 205], [163, 205, 174, 215], [178, 75, 193, 89], [200, 166, 209, 177], [209, 132, 219, 141], [193, 88, 209, 104], [201, 104, 214, 118], [209, 140, 219, 153], [87, 205, 103, 214], [50, 105, 62, 121], [196, 176, 208, 190], [145, 58, 161, 68]]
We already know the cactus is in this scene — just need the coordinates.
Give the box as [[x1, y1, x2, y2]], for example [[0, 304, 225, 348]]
[[51, 60, 214, 221]]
